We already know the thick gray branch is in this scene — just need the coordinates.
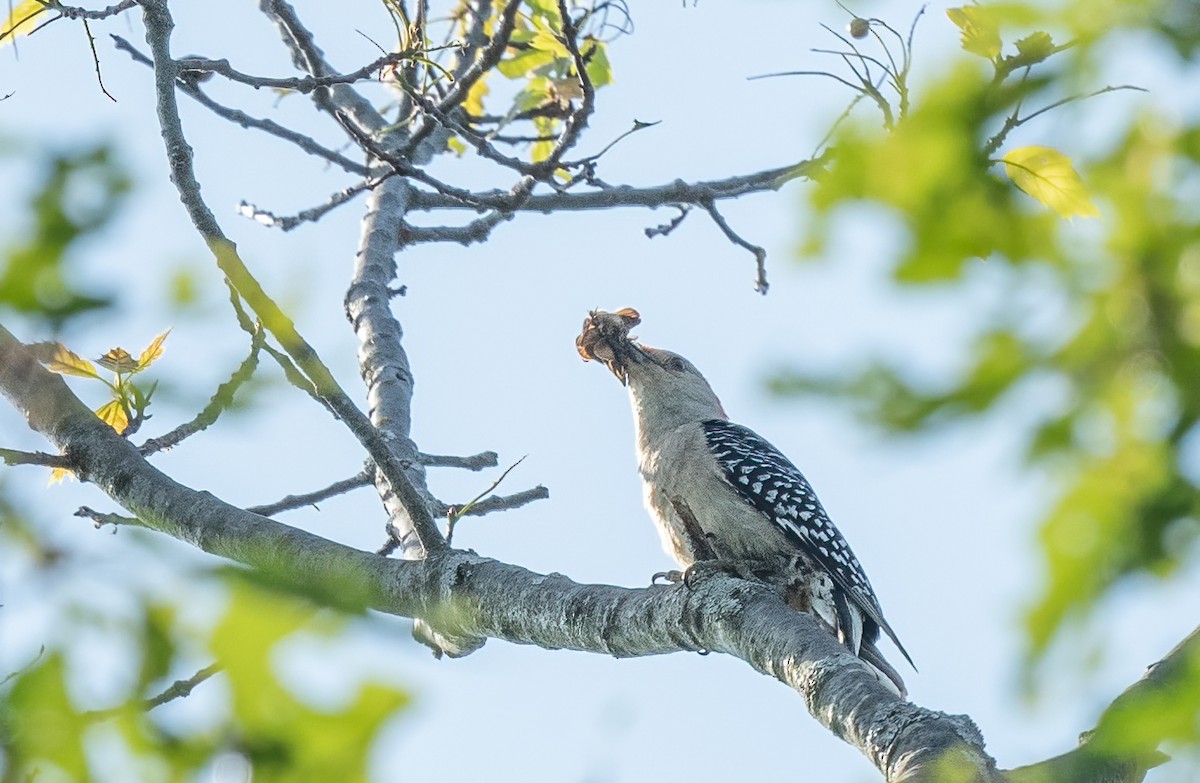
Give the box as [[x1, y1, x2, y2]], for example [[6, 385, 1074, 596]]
[[344, 177, 476, 651], [346, 178, 439, 554]]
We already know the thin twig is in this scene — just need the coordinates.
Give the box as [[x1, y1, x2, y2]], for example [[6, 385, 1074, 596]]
[[701, 199, 769, 294], [446, 456, 525, 547], [984, 84, 1146, 156], [419, 450, 499, 471], [142, 664, 223, 710], [53, 1, 137, 21], [644, 205, 690, 239], [0, 3, 49, 44], [398, 212, 512, 246], [140, 331, 264, 455], [0, 448, 69, 469], [238, 176, 391, 231], [0, 646, 46, 689], [111, 34, 370, 176], [74, 505, 138, 529], [561, 119, 660, 169], [438, 485, 549, 523], [83, 664, 223, 721], [247, 470, 373, 516], [82, 19, 116, 102], [173, 48, 453, 94]]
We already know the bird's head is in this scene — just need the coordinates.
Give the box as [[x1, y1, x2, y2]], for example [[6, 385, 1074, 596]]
[[577, 308, 726, 424]]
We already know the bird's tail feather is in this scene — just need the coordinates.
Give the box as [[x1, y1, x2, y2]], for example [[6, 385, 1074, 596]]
[[859, 640, 907, 699]]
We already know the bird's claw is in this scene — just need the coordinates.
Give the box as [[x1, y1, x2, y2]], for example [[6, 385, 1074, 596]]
[[652, 560, 753, 589]]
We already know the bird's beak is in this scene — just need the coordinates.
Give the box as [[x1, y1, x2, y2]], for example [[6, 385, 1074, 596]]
[[577, 307, 643, 387], [605, 339, 646, 386]]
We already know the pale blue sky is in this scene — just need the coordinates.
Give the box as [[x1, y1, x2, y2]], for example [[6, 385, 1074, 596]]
[[2, 2, 1198, 781]]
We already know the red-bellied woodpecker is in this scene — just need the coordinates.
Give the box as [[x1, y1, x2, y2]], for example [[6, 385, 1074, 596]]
[[578, 308, 913, 696]]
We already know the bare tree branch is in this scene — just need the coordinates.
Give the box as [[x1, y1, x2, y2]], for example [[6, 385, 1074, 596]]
[[247, 470, 373, 517], [140, 330, 263, 455], [396, 0, 523, 158], [135, 0, 446, 555], [406, 157, 826, 213], [172, 50, 432, 94], [257, 0, 389, 140], [419, 451, 499, 471], [52, 1, 138, 21], [399, 212, 512, 246], [701, 199, 769, 294], [83, 663, 223, 721], [0, 448, 68, 469], [111, 34, 371, 176], [438, 485, 550, 522], [237, 176, 387, 231]]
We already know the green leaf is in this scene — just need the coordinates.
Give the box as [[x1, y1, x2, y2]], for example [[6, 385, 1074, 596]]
[[584, 39, 613, 88], [1013, 31, 1056, 66], [1003, 145, 1101, 218], [3, 653, 90, 780], [947, 6, 1002, 60], [129, 380, 158, 417], [0, 147, 127, 326], [211, 581, 409, 781], [137, 605, 177, 694], [497, 44, 558, 79], [529, 29, 569, 58], [525, 0, 560, 18]]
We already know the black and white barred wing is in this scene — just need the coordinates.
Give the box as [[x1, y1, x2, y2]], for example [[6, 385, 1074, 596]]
[[701, 419, 913, 667]]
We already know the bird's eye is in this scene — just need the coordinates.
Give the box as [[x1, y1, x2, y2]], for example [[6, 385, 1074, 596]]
[[667, 356, 688, 373]]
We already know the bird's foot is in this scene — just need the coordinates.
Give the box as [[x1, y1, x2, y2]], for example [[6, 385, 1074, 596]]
[[683, 559, 761, 588], [653, 559, 765, 588]]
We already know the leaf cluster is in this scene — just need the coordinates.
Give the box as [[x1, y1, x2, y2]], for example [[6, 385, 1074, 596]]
[[0, 146, 129, 327], [0, 565, 410, 782], [782, 1, 1200, 678]]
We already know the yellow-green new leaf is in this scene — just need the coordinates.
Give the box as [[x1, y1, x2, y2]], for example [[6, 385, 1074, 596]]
[[97, 346, 138, 373], [0, 0, 46, 47], [946, 6, 1002, 60], [136, 329, 171, 371], [47, 344, 101, 379], [96, 399, 130, 434], [1003, 145, 1101, 219]]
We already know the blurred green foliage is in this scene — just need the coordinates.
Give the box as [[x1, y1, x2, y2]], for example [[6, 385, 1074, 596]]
[[0, 567, 410, 782], [780, 0, 1200, 692], [0, 145, 129, 329]]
